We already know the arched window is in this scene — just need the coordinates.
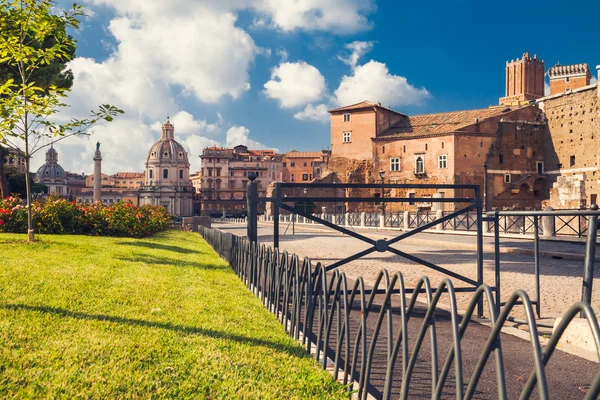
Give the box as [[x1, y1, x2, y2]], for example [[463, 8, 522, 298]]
[[149, 169, 153, 179], [163, 169, 169, 179], [179, 169, 183, 179]]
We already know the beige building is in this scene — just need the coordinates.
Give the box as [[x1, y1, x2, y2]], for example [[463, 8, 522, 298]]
[[199, 145, 280, 216], [35, 146, 71, 196], [139, 118, 193, 216], [4, 149, 27, 174]]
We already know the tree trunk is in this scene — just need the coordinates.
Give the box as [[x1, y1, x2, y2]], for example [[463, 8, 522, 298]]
[[24, 154, 34, 242], [0, 158, 8, 198]]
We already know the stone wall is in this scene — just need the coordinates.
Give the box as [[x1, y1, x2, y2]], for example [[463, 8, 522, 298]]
[[541, 85, 600, 208]]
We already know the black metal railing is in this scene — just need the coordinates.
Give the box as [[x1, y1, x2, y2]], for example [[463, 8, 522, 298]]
[[199, 226, 600, 399]]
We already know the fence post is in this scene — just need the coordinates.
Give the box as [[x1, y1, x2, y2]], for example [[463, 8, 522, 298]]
[[542, 207, 555, 237], [247, 172, 258, 243], [345, 212, 350, 227], [581, 204, 599, 316], [403, 211, 410, 230], [379, 213, 385, 228], [360, 212, 366, 227]]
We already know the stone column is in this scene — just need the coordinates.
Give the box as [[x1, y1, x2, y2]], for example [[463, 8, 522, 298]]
[[93, 147, 102, 203], [436, 210, 444, 231], [542, 206, 556, 238]]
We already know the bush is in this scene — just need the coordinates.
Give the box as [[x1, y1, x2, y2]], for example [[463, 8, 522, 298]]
[[0, 195, 172, 238]]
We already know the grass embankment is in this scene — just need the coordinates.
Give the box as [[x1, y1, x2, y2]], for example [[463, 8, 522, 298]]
[[0, 231, 346, 399]]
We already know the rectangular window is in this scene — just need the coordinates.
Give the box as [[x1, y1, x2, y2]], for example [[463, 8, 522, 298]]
[[438, 154, 448, 169], [570, 155, 576, 167], [536, 161, 544, 174], [343, 113, 351, 122], [230, 170, 234, 177], [302, 173, 309, 181], [504, 174, 511, 183], [282, 162, 286, 167], [163, 169, 169, 179], [390, 157, 401, 172], [409, 193, 416, 205], [499, 154, 504, 164], [290, 161, 295, 167], [303, 162, 307, 167], [343, 131, 352, 143], [291, 173, 295, 182], [414, 154, 425, 174]]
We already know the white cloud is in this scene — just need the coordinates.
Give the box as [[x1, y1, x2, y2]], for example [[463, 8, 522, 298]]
[[264, 61, 327, 108], [255, 0, 376, 33], [225, 126, 275, 151], [294, 103, 329, 122], [334, 60, 431, 107], [544, 81, 550, 96], [592, 77, 598, 85], [337, 40, 374, 68]]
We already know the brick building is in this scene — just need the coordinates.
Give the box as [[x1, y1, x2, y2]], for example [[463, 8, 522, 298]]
[[328, 101, 547, 211], [538, 66, 600, 208], [548, 63, 592, 96], [282, 150, 330, 182]]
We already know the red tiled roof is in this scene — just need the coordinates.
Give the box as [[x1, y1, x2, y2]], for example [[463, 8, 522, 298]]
[[248, 149, 276, 156], [113, 172, 144, 179], [328, 100, 406, 116], [378, 105, 531, 138], [285, 151, 329, 159]]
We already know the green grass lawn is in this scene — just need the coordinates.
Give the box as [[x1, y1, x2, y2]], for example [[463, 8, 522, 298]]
[[0, 230, 346, 399]]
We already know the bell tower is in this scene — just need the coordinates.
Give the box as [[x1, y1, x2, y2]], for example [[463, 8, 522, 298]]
[[499, 52, 545, 105]]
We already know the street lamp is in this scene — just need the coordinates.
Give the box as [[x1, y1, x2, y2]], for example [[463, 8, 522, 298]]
[[379, 169, 385, 216], [303, 187, 307, 216]]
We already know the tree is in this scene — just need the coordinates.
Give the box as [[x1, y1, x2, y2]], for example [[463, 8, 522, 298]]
[[5, 165, 47, 198], [0, 0, 123, 242]]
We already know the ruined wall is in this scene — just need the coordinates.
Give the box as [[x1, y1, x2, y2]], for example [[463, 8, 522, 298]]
[[542, 86, 600, 208]]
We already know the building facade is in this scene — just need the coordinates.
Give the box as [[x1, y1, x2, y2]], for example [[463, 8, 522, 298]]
[[199, 145, 279, 216], [328, 101, 547, 212], [139, 119, 193, 216], [282, 151, 330, 182]]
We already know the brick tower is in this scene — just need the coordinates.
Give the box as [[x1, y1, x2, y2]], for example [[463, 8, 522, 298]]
[[548, 63, 592, 95], [499, 53, 544, 105]]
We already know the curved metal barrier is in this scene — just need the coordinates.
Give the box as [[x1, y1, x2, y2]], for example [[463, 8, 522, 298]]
[[199, 226, 600, 399]]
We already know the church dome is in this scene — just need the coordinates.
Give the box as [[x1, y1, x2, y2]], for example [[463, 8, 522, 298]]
[[36, 146, 66, 182], [143, 118, 192, 188], [146, 119, 189, 165]]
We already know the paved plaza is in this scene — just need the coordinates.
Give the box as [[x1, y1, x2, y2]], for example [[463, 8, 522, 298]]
[[214, 221, 600, 321]]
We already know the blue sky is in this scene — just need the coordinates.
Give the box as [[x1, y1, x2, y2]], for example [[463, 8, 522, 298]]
[[45, 0, 599, 174]]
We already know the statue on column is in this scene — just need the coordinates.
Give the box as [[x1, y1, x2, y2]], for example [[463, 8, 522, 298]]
[[96, 141, 101, 151]]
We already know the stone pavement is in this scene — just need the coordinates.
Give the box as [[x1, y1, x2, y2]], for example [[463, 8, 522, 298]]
[[214, 221, 600, 321]]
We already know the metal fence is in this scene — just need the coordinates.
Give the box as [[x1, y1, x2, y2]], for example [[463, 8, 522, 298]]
[[199, 226, 600, 399], [261, 210, 596, 239]]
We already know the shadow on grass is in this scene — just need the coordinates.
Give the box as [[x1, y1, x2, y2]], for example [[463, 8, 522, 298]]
[[115, 254, 229, 270], [1, 303, 310, 359], [114, 241, 202, 254]]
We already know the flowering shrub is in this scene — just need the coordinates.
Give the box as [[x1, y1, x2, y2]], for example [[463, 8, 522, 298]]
[[0, 195, 172, 238]]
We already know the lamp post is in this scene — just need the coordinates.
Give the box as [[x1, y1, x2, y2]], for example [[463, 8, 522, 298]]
[[483, 161, 488, 212], [379, 169, 385, 217], [303, 187, 307, 216]]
